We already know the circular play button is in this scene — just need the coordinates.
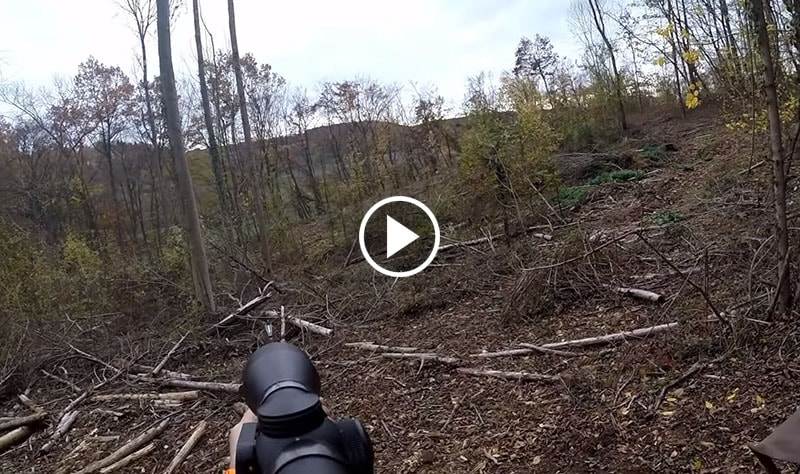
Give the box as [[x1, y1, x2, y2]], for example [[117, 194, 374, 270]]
[[358, 196, 440, 278]]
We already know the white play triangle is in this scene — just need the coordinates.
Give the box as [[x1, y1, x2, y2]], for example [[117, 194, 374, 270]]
[[386, 215, 419, 258]]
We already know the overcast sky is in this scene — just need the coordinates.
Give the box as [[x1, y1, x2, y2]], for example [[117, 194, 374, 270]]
[[0, 0, 581, 112]]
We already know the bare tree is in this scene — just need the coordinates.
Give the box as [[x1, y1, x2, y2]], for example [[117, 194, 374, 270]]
[[118, 0, 165, 252], [227, 0, 272, 271], [192, 0, 226, 212], [156, 0, 216, 312], [587, 0, 628, 130], [750, 0, 791, 313]]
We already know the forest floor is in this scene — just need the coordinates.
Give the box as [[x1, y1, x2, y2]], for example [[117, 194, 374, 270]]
[[2, 105, 800, 473]]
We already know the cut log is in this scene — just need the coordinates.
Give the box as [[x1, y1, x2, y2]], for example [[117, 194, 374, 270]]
[[457, 368, 560, 383], [0, 411, 48, 431], [382, 353, 460, 365], [164, 380, 240, 394], [0, 425, 35, 453], [40, 410, 79, 453], [92, 391, 199, 401], [152, 332, 189, 376], [541, 322, 683, 349], [287, 316, 332, 336], [346, 342, 419, 353], [75, 419, 168, 474], [163, 421, 207, 474], [99, 443, 155, 473], [613, 286, 663, 303]]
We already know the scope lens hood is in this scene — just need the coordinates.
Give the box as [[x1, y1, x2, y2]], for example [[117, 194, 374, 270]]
[[242, 342, 325, 436]]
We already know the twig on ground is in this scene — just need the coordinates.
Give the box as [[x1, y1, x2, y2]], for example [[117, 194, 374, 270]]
[[74, 418, 168, 474], [652, 354, 726, 411], [164, 380, 240, 394], [346, 342, 419, 353], [40, 370, 82, 393], [636, 232, 732, 330], [40, 410, 79, 453], [98, 443, 155, 473], [457, 368, 561, 383], [92, 391, 198, 401], [164, 421, 207, 474], [152, 332, 189, 376], [382, 353, 460, 365]]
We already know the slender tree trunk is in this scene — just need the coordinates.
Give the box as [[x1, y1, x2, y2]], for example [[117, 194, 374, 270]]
[[227, 0, 272, 271], [588, 0, 627, 130], [156, 0, 216, 313], [102, 131, 125, 249], [193, 0, 227, 213], [138, 31, 163, 255], [751, 0, 791, 313]]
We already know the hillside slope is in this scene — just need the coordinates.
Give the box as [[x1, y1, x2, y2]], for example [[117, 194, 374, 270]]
[[1, 107, 798, 473]]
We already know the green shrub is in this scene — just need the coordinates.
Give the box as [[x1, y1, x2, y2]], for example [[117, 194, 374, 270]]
[[589, 169, 645, 185], [556, 186, 590, 208], [640, 144, 669, 162]]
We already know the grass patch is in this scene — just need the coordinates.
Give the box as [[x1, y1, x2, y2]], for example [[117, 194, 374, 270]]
[[589, 169, 645, 185], [556, 186, 590, 208], [647, 209, 685, 226]]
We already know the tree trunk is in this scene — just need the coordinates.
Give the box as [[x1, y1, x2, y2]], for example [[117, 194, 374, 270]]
[[227, 0, 272, 272], [751, 0, 791, 313], [588, 0, 627, 131], [138, 30, 163, 255], [193, 0, 227, 214], [156, 0, 216, 313]]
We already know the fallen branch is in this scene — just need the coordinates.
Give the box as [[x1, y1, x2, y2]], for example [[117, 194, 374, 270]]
[[457, 368, 560, 383], [0, 411, 48, 431], [346, 342, 419, 353], [637, 232, 731, 330], [152, 332, 189, 376], [213, 293, 272, 328], [41, 370, 82, 393], [75, 419, 168, 474], [613, 286, 663, 303], [130, 364, 195, 380], [288, 316, 333, 336], [471, 348, 535, 358], [540, 322, 682, 349], [0, 425, 35, 453], [516, 344, 581, 357], [68, 345, 121, 374], [652, 354, 726, 411], [98, 443, 155, 473], [40, 410, 79, 453], [382, 352, 460, 365], [164, 421, 207, 474], [164, 380, 240, 394], [738, 160, 765, 175], [92, 391, 199, 402]]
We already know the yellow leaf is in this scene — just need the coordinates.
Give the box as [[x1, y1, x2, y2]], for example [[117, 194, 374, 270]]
[[755, 394, 765, 407], [726, 389, 739, 402], [705, 401, 714, 410]]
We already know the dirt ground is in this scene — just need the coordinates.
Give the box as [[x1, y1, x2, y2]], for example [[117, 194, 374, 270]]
[[2, 106, 800, 473]]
